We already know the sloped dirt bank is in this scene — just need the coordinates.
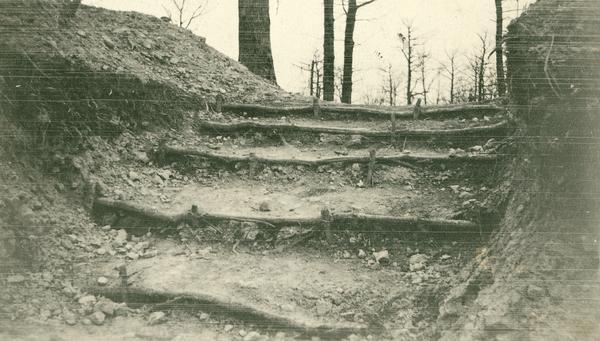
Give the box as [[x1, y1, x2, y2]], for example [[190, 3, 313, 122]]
[[436, 1, 600, 340]]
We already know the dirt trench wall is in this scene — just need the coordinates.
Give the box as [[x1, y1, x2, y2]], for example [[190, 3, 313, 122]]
[[437, 1, 600, 340]]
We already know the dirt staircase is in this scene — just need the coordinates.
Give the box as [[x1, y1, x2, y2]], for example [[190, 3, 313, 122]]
[[87, 101, 512, 339]]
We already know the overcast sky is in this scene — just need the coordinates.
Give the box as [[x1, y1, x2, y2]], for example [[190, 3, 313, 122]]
[[84, 0, 533, 104]]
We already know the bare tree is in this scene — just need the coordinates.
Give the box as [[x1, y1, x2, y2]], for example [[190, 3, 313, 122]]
[[440, 51, 458, 103], [162, 0, 209, 29], [398, 22, 418, 105], [380, 63, 400, 106], [341, 0, 378, 104], [414, 52, 434, 105], [477, 33, 489, 101], [494, 0, 506, 95], [322, 0, 335, 101], [238, 0, 277, 83]]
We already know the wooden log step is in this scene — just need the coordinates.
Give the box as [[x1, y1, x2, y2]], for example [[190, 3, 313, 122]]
[[221, 103, 504, 119], [161, 145, 499, 167], [94, 198, 480, 233], [196, 120, 510, 138]]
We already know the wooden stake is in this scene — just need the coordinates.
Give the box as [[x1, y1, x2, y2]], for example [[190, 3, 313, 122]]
[[321, 207, 334, 243], [313, 97, 320, 119], [248, 152, 257, 178], [366, 149, 376, 187], [413, 98, 422, 120], [215, 94, 224, 113]]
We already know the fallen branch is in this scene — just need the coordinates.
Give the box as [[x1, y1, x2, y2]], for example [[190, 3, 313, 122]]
[[87, 286, 364, 337], [196, 120, 510, 138]]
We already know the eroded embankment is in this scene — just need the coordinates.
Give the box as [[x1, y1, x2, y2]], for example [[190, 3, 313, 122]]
[[436, 1, 600, 340]]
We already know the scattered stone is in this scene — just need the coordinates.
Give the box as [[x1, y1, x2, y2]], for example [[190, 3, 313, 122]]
[[142, 39, 153, 49], [96, 248, 107, 255], [89, 311, 106, 326], [440, 254, 452, 261], [239, 330, 247, 337], [243, 331, 261, 341], [127, 252, 139, 260], [128, 171, 141, 181], [357, 180, 365, 188], [133, 151, 150, 163], [97, 277, 109, 286], [448, 148, 467, 158], [157, 169, 172, 180], [258, 201, 271, 212], [115, 229, 128, 244], [223, 324, 234, 332], [198, 312, 209, 321], [102, 35, 116, 49], [114, 303, 131, 317], [94, 298, 116, 316], [357, 249, 367, 259], [148, 311, 167, 325], [78, 295, 97, 306], [7, 274, 26, 284], [526, 285, 546, 300], [373, 250, 390, 265], [81, 318, 92, 326], [469, 145, 484, 153], [342, 250, 352, 259], [76, 30, 87, 37], [458, 191, 474, 199], [63, 311, 77, 326], [409, 254, 429, 272], [152, 175, 164, 185]]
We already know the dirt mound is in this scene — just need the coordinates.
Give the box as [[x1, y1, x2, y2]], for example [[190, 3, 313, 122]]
[[0, 0, 299, 146]]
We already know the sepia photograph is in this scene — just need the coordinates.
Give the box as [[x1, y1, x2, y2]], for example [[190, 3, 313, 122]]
[[0, 0, 599, 340]]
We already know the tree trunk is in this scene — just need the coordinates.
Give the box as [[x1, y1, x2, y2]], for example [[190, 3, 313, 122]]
[[323, 0, 335, 101], [238, 0, 277, 84], [495, 0, 506, 96], [341, 0, 358, 104], [406, 28, 413, 105]]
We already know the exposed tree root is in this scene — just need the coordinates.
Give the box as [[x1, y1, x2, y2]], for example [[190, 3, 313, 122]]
[[87, 287, 366, 337]]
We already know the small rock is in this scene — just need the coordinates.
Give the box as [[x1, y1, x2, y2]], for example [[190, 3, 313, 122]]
[[223, 324, 234, 332], [148, 311, 167, 325], [258, 201, 271, 212], [152, 175, 164, 185], [80, 318, 92, 326], [157, 170, 172, 180], [357, 249, 367, 259], [102, 35, 116, 49], [409, 254, 429, 272], [458, 191, 474, 199], [142, 39, 153, 49], [133, 151, 150, 163], [440, 254, 451, 261], [526, 285, 546, 300], [96, 248, 107, 255], [244, 331, 261, 341], [351, 163, 361, 172], [89, 311, 105, 326], [239, 330, 247, 337], [63, 311, 77, 326], [76, 30, 87, 37], [373, 250, 390, 265], [114, 303, 130, 317], [97, 277, 109, 286], [94, 298, 116, 316], [78, 295, 97, 306], [7, 274, 26, 284], [115, 229, 128, 244], [127, 252, 139, 260], [357, 180, 364, 188], [469, 145, 484, 153], [198, 312, 209, 321], [128, 171, 141, 181]]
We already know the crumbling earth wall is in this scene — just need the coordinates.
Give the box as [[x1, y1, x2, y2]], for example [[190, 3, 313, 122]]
[[436, 0, 600, 340]]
